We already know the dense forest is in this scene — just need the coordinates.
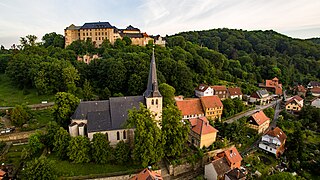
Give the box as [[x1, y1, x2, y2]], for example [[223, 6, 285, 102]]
[[0, 29, 319, 100]]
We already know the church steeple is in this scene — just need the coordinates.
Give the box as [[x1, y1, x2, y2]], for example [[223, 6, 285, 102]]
[[144, 48, 162, 98]]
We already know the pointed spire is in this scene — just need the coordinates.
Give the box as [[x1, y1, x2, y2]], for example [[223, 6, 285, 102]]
[[144, 48, 162, 98]]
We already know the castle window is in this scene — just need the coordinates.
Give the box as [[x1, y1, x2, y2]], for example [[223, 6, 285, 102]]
[[156, 99, 158, 105], [90, 32, 92, 36], [117, 131, 120, 140], [83, 33, 85, 36], [99, 37, 101, 40], [105, 133, 109, 141], [152, 99, 154, 105], [102, 32, 104, 35], [86, 32, 88, 36], [95, 32, 97, 36], [123, 131, 126, 139], [98, 32, 100, 35]]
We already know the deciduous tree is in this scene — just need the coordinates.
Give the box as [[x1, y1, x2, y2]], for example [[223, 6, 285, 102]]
[[67, 136, 91, 163], [159, 83, 175, 107], [53, 127, 71, 160], [10, 105, 31, 127], [91, 133, 113, 164], [115, 140, 131, 165], [22, 156, 57, 180]]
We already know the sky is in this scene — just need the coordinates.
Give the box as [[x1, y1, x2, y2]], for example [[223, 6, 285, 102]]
[[0, 0, 320, 48]]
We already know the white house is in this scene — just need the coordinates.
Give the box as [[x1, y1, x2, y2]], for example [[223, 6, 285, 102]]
[[195, 84, 214, 97], [311, 97, 320, 108], [228, 87, 243, 100], [258, 127, 287, 157]]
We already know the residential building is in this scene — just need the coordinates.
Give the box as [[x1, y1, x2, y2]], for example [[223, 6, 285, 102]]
[[150, 35, 166, 47], [176, 98, 205, 120], [294, 85, 307, 97], [228, 87, 243, 100], [307, 81, 320, 89], [285, 95, 304, 112], [310, 87, 320, 97], [247, 111, 270, 134], [217, 147, 243, 169], [77, 54, 100, 64], [259, 77, 282, 95], [225, 168, 246, 180], [249, 89, 271, 105], [311, 97, 320, 108], [258, 127, 287, 157], [68, 50, 162, 145], [205, 157, 231, 180], [65, 22, 165, 47], [195, 84, 214, 97], [200, 96, 223, 120], [211, 86, 228, 100], [189, 117, 218, 148], [130, 168, 163, 180]]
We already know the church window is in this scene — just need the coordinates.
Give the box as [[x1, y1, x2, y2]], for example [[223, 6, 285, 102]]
[[117, 131, 120, 140], [105, 133, 109, 141], [152, 99, 154, 105], [156, 99, 158, 105], [123, 131, 126, 139]]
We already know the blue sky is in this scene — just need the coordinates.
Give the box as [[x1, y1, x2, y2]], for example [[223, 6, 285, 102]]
[[0, 0, 320, 48]]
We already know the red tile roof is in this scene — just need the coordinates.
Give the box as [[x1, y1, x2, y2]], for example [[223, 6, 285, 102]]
[[266, 127, 287, 144], [296, 85, 306, 93], [310, 87, 320, 93], [285, 95, 303, 106], [228, 87, 243, 96], [176, 99, 204, 116], [211, 85, 227, 91], [0, 169, 6, 176], [189, 117, 218, 135], [130, 168, 163, 180], [260, 77, 282, 95], [250, 111, 270, 126], [200, 95, 223, 109], [195, 84, 211, 92], [223, 147, 243, 166]]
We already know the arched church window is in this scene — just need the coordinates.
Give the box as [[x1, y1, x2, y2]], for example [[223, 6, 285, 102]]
[[123, 131, 126, 139], [152, 99, 154, 105], [156, 99, 158, 105], [105, 133, 109, 141], [117, 131, 120, 140]]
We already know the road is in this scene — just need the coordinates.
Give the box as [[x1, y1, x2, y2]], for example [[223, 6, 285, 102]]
[[225, 99, 281, 124]]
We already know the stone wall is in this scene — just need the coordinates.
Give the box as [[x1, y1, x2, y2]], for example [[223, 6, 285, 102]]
[[0, 130, 41, 141]]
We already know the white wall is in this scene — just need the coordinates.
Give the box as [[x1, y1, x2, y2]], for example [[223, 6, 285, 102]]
[[204, 163, 217, 180], [258, 143, 277, 155], [311, 99, 320, 108]]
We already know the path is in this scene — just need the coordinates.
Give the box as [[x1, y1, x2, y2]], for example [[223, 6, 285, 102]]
[[0, 102, 54, 110], [225, 99, 281, 124]]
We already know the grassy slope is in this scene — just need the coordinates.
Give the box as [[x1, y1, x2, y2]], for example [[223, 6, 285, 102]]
[[0, 74, 54, 107]]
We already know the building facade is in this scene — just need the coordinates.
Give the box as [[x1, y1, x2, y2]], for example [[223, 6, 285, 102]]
[[228, 87, 243, 100], [195, 84, 214, 97], [247, 111, 270, 134], [211, 86, 228, 100], [200, 96, 223, 120], [249, 89, 271, 105], [65, 22, 165, 48], [188, 117, 218, 148], [285, 95, 304, 112], [258, 127, 287, 157], [259, 77, 282, 95]]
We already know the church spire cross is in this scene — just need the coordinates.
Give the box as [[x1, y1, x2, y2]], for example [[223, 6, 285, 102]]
[[143, 48, 162, 98]]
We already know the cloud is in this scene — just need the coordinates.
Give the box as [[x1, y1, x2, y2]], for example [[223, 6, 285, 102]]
[[0, 0, 320, 48]]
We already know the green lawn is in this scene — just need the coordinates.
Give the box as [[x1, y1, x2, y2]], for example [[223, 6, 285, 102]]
[[22, 109, 54, 131], [0, 74, 54, 107], [2, 144, 28, 168], [243, 151, 279, 176], [47, 154, 141, 178]]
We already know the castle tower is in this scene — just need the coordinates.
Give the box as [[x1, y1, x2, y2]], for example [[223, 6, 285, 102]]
[[143, 48, 162, 127]]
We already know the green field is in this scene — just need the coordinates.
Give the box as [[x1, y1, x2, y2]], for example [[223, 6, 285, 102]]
[[47, 154, 141, 178], [0, 74, 54, 107], [2, 144, 28, 168], [22, 109, 54, 131]]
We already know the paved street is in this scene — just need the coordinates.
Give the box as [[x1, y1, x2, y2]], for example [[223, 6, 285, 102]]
[[225, 99, 281, 124]]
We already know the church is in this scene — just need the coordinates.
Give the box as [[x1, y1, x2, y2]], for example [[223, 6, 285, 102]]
[[68, 49, 162, 145]]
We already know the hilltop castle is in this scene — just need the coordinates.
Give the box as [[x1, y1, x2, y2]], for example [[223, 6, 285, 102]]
[[69, 49, 162, 145], [64, 22, 165, 48]]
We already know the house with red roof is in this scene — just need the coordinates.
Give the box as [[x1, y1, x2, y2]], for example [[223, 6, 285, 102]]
[[310, 87, 320, 97], [285, 95, 304, 112], [205, 147, 243, 180], [228, 87, 243, 100], [211, 86, 228, 100], [247, 111, 270, 134], [195, 84, 214, 97], [130, 168, 163, 180], [189, 117, 219, 148], [294, 85, 307, 97], [200, 96, 223, 121], [259, 77, 282, 95], [176, 98, 205, 120], [258, 127, 287, 157]]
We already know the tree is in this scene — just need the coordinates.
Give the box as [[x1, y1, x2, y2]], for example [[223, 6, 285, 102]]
[[27, 131, 45, 155], [82, 79, 94, 101], [44, 121, 60, 150], [67, 136, 91, 163], [22, 156, 57, 180], [115, 140, 131, 165], [52, 92, 79, 128], [62, 66, 80, 94], [162, 105, 189, 157], [100, 87, 111, 100], [122, 36, 132, 46], [159, 83, 175, 107], [127, 104, 164, 167], [91, 133, 113, 164], [265, 172, 300, 180], [42, 32, 64, 48], [263, 107, 275, 119], [10, 105, 31, 127], [53, 127, 71, 159], [20, 35, 38, 48]]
